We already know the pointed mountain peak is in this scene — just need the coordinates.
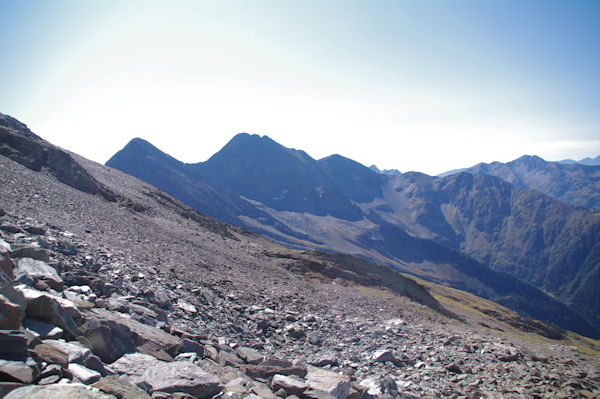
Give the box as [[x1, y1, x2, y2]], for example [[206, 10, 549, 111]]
[[511, 154, 548, 169], [106, 137, 183, 171], [226, 132, 279, 148], [123, 137, 157, 151], [368, 164, 401, 176]]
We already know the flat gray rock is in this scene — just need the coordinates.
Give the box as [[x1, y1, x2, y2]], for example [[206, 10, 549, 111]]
[[10, 246, 49, 262], [15, 258, 62, 289], [305, 366, 351, 399], [0, 359, 36, 384], [16, 286, 81, 339], [111, 352, 221, 397], [4, 383, 116, 398], [92, 375, 151, 399], [68, 363, 102, 384], [80, 308, 180, 363], [235, 346, 263, 364], [271, 374, 308, 396], [42, 339, 91, 364]]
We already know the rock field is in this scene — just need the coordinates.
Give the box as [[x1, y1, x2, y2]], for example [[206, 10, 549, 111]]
[[0, 115, 599, 398]]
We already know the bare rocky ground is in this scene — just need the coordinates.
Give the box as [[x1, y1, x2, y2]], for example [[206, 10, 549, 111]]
[[0, 117, 599, 398]]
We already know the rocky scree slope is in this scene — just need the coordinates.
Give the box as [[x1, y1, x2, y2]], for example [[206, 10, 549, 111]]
[[0, 113, 599, 397], [107, 134, 600, 338]]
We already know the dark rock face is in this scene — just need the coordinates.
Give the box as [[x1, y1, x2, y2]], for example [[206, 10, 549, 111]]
[[197, 133, 364, 220], [0, 114, 118, 203], [0, 331, 29, 361]]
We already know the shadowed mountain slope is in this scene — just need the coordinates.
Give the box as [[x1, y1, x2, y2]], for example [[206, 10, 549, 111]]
[[0, 112, 447, 318], [463, 155, 600, 211], [192, 133, 363, 221], [107, 133, 600, 337]]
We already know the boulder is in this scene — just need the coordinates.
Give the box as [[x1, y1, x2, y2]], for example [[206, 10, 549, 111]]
[[0, 294, 23, 329], [248, 381, 277, 399], [0, 382, 23, 398], [111, 352, 221, 397], [83, 354, 111, 377], [0, 239, 11, 253], [0, 331, 29, 361], [310, 354, 339, 367], [80, 308, 180, 363], [38, 364, 63, 380], [177, 300, 197, 315], [305, 367, 351, 399], [180, 338, 204, 357], [0, 360, 36, 384], [23, 319, 63, 339], [15, 258, 62, 290], [370, 349, 395, 364], [0, 284, 25, 308], [243, 364, 307, 380], [0, 224, 21, 234], [10, 246, 49, 262], [235, 346, 264, 364], [4, 383, 116, 398], [271, 374, 308, 396], [16, 286, 80, 339], [92, 375, 151, 399], [68, 363, 101, 384], [218, 350, 244, 367], [260, 356, 293, 368], [0, 254, 15, 282], [24, 225, 46, 235], [32, 344, 69, 368], [153, 288, 171, 309], [41, 339, 91, 364]]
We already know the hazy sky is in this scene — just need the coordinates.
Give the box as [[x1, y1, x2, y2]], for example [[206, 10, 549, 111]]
[[1, 1, 599, 175]]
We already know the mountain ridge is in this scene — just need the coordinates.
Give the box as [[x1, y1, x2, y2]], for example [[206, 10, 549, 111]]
[[443, 155, 600, 211], [107, 134, 600, 337]]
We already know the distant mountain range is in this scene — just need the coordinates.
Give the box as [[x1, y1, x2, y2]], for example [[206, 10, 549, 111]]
[[439, 155, 600, 211], [107, 134, 600, 337], [559, 155, 600, 166]]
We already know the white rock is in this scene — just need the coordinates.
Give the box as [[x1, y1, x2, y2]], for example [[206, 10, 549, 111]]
[[0, 239, 11, 253], [69, 363, 101, 384], [305, 366, 351, 399], [177, 300, 197, 315]]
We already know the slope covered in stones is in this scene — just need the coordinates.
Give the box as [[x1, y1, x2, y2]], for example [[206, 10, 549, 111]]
[[2, 113, 599, 398], [107, 133, 600, 337]]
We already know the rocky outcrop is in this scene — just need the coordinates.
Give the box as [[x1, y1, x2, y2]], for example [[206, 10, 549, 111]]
[[0, 113, 118, 203]]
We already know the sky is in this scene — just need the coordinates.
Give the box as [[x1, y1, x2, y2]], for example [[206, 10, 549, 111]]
[[1, 0, 599, 175]]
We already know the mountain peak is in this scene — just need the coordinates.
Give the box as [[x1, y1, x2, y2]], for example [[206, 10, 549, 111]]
[[512, 154, 547, 167], [369, 164, 401, 176], [228, 132, 277, 146], [123, 137, 156, 151]]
